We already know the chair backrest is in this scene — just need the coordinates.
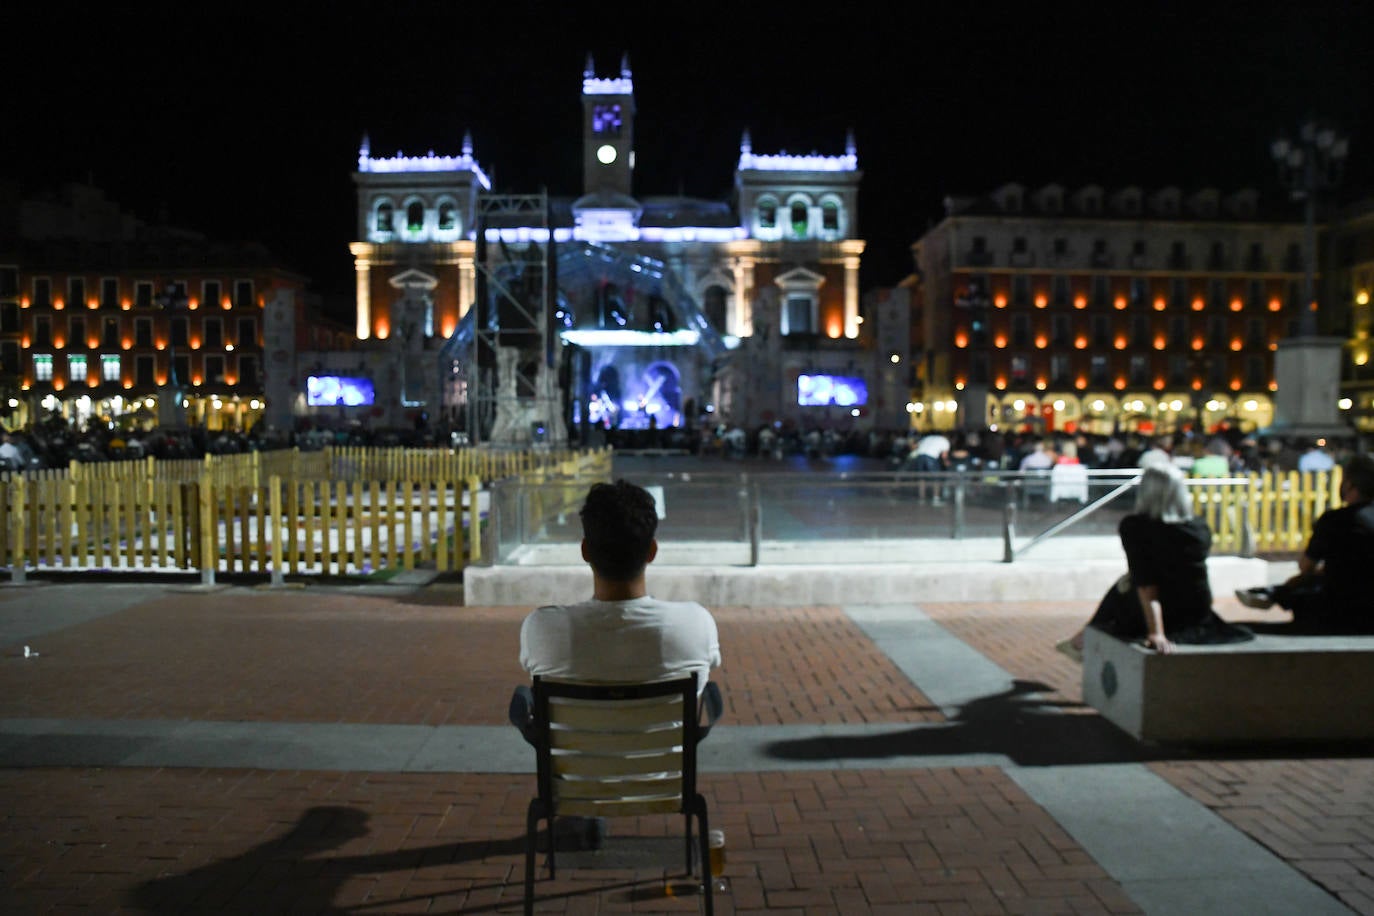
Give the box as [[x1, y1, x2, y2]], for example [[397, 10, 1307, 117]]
[[532, 673, 700, 820], [1050, 462, 1089, 501]]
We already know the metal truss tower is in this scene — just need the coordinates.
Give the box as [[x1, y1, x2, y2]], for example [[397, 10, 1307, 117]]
[[469, 192, 565, 447]]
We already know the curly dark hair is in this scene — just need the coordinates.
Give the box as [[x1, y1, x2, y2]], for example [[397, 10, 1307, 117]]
[[579, 479, 658, 581]]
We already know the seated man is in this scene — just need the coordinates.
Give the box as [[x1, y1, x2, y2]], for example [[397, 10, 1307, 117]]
[[1237, 454, 1374, 634], [509, 479, 722, 845]]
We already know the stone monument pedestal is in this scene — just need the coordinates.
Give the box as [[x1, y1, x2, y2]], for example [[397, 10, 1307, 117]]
[[1271, 335, 1345, 438]]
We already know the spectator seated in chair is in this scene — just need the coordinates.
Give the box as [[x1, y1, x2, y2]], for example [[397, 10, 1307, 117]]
[[508, 479, 723, 849]]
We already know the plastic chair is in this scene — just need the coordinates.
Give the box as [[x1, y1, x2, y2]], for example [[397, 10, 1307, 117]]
[[523, 673, 719, 914], [1049, 463, 1090, 503]]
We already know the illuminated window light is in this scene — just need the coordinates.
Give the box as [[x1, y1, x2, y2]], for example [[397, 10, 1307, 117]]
[[1269, 298, 1281, 312], [1114, 296, 1127, 310], [1154, 336, 1166, 350], [1230, 298, 1243, 312], [1356, 290, 1369, 306], [994, 294, 1007, 309], [1230, 338, 1243, 351], [1153, 298, 1166, 311], [955, 334, 968, 348], [1035, 335, 1047, 348], [1356, 351, 1369, 367], [1192, 298, 1204, 311], [1114, 336, 1127, 350], [1035, 294, 1047, 309], [1074, 336, 1087, 349], [1074, 295, 1086, 309]]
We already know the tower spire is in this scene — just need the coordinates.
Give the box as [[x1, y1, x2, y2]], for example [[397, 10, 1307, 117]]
[[620, 52, 632, 78], [741, 129, 752, 156], [845, 128, 856, 158], [462, 130, 473, 157], [584, 53, 595, 79]]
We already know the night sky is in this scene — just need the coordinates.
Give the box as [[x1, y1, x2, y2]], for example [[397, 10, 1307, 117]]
[[7, 1, 1373, 310]]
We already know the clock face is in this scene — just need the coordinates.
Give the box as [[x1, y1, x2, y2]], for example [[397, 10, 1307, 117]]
[[596, 144, 618, 165], [593, 103, 622, 136]]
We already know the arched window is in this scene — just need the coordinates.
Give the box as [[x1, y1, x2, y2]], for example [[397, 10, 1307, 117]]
[[790, 201, 808, 238], [406, 201, 425, 232], [758, 198, 777, 229], [821, 200, 840, 233], [375, 203, 394, 233], [437, 202, 457, 231]]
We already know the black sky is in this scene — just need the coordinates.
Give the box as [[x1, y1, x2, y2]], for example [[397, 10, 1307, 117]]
[[6, 1, 1372, 305]]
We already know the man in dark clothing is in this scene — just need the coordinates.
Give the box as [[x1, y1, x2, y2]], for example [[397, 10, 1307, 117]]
[[1237, 453, 1374, 633]]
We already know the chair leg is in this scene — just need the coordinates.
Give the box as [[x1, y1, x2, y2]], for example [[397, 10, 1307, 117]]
[[524, 799, 545, 916], [692, 796, 713, 916], [684, 812, 694, 875]]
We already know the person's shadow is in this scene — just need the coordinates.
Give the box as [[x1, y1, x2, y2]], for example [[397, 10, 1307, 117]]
[[765, 679, 1157, 767], [127, 804, 563, 913]]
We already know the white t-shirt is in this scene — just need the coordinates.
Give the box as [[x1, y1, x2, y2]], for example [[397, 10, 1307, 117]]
[[914, 435, 950, 460], [520, 596, 721, 694]]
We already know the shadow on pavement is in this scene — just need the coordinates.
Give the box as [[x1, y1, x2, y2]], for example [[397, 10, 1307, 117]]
[[765, 679, 1156, 767]]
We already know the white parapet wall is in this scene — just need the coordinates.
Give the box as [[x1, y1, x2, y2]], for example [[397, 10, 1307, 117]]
[[464, 548, 1271, 607]]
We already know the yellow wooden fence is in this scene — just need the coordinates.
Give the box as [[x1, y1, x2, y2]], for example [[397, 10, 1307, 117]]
[[1191, 466, 1342, 554], [0, 446, 610, 581]]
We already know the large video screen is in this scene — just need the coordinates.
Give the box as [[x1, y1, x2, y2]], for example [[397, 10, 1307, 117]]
[[307, 375, 376, 407], [797, 374, 868, 407]]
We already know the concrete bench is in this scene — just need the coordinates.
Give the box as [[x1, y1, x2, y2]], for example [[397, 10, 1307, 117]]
[[1082, 626, 1374, 745]]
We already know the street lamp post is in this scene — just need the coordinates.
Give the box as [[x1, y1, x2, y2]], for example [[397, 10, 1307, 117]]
[[1268, 118, 1349, 437], [1272, 119, 1348, 336], [155, 284, 188, 428]]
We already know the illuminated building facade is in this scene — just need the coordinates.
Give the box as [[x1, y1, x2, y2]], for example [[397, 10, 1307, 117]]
[[0, 183, 336, 431], [348, 54, 900, 438], [910, 183, 1312, 436]]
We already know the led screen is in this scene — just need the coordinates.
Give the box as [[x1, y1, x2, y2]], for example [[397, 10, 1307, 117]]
[[797, 374, 867, 407], [307, 376, 376, 407]]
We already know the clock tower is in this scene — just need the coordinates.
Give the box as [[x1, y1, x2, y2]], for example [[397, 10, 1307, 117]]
[[581, 53, 635, 198]]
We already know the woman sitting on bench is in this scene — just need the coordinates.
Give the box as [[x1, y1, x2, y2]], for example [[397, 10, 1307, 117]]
[[1058, 462, 1252, 659]]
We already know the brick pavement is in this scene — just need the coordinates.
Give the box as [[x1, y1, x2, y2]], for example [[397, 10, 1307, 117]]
[[0, 583, 1370, 914]]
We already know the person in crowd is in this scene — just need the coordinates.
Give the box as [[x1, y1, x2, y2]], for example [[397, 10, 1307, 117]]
[[910, 431, 951, 503], [1055, 439, 1081, 465], [1235, 454, 1374, 634], [0, 433, 22, 469], [1138, 436, 1172, 468], [1297, 439, 1336, 473], [1057, 463, 1252, 659], [1190, 438, 1232, 477], [1018, 439, 1055, 470]]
